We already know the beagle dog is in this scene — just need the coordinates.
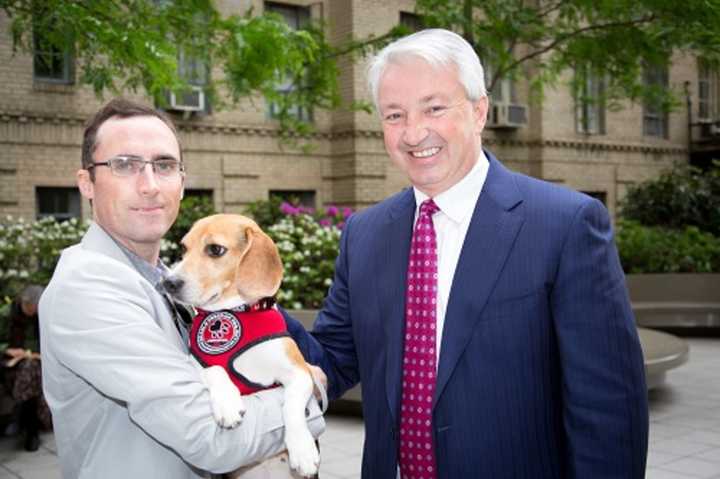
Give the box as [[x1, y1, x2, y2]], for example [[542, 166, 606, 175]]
[[163, 214, 322, 478]]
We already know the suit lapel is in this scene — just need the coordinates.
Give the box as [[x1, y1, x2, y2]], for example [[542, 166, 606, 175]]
[[376, 189, 415, 425], [81, 223, 187, 350], [433, 153, 525, 407]]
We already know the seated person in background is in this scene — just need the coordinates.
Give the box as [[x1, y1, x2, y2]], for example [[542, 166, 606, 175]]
[[3, 284, 51, 452]]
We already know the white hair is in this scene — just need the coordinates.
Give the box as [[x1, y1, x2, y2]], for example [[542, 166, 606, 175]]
[[367, 28, 487, 111]]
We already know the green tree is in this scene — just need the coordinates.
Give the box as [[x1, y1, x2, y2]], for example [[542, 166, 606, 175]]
[[5, 0, 720, 129], [414, 0, 720, 108], [1, 0, 340, 134]]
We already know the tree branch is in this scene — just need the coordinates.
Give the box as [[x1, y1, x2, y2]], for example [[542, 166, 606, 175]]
[[494, 14, 656, 82]]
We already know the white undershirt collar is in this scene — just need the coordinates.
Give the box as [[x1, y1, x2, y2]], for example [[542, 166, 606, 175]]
[[413, 150, 489, 221]]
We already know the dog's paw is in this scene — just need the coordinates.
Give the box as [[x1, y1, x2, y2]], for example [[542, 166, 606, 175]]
[[285, 430, 319, 477], [201, 366, 246, 428], [212, 390, 246, 429]]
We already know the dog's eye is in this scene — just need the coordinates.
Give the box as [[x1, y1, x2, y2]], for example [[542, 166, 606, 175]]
[[205, 244, 227, 258]]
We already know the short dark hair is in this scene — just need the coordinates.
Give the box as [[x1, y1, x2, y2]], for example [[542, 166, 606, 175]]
[[81, 98, 182, 180]]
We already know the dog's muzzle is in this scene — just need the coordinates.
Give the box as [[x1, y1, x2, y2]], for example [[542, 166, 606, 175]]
[[162, 276, 185, 296]]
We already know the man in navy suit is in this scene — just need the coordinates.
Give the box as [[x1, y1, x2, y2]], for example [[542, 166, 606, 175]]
[[286, 28, 648, 478]]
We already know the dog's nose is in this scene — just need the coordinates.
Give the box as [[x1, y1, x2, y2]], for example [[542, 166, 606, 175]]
[[162, 276, 185, 296]]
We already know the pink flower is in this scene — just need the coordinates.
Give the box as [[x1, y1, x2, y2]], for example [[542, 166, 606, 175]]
[[280, 202, 300, 215]]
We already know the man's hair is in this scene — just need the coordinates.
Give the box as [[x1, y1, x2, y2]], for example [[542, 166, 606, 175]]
[[19, 285, 44, 307], [81, 98, 182, 180], [367, 28, 487, 111]]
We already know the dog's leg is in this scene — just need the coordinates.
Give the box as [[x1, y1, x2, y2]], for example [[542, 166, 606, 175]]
[[201, 365, 246, 428], [231, 339, 320, 477], [278, 361, 318, 477]]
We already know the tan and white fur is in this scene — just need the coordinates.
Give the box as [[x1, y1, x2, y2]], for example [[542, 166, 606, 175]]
[[164, 214, 319, 477]]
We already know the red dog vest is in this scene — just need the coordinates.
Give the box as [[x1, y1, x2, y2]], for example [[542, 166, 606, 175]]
[[189, 304, 289, 395]]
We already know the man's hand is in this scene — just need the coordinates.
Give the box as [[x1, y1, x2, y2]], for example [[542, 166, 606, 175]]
[[307, 364, 328, 408]]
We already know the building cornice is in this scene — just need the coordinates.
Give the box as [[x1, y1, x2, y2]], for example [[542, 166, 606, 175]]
[[0, 111, 688, 154]]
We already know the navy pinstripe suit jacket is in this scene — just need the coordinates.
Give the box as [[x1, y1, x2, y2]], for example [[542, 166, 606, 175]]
[[287, 150, 648, 478]]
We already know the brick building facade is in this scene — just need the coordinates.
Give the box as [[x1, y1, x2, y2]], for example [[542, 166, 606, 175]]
[[1, 0, 715, 222]]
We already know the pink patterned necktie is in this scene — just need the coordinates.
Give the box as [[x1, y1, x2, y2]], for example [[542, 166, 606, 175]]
[[399, 198, 440, 479]]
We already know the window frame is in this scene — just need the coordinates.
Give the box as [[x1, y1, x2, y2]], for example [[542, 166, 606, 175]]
[[32, 25, 74, 84], [575, 68, 606, 135], [264, 1, 313, 122], [698, 59, 720, 122], [642, 64, 669, 139], [36, 187, 81, 221]]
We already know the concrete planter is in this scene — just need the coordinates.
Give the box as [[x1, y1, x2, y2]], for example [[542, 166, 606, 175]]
[[638, 328, 689, 389], [626, 273, 720, 328]]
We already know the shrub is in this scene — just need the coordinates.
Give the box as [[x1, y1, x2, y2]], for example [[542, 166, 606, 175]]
[[267, 214, 342, 310], [246, 195, 354, 230], [243, 197, 355, 308], [245, 196, 286, 230], [619, 161, 720, 236], [0, 216, 88, 301], [616, 220, 720, 274]]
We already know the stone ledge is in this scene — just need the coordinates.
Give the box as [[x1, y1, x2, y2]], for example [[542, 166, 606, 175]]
[[638, 327, 689, 390]]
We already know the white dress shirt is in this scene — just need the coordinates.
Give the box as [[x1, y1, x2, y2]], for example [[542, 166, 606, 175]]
[[412, 152, 489, 363]]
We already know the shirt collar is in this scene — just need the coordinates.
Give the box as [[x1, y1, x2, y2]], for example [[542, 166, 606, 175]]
[[413, 150, 489, 223], [111, 234, 167, 290]]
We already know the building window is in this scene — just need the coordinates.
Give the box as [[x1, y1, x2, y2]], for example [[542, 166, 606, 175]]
[[698, 59, 720, 122], [184, 189, 213, 201], [36, 187, 81, 221], [484, 61, 516, 104], [265, 2, 312, 122], [575, 68, 606, 135], [399, 12, 423, 32], [643, 64, 669, 138], [270, 190, 316, 208], [165, 47, 210, 113], [33, 25, 74, 83], [178, 48, 209, 90]]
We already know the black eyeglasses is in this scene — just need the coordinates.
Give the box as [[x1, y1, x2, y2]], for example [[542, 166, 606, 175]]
[[89, 155, 184, 179]]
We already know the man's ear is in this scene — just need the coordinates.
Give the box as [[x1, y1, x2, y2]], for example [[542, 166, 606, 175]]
[[76, 169, 95, 201], [473, 96, 489, 134]]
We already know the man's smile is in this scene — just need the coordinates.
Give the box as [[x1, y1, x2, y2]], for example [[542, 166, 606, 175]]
[[409, 147, 441, 158]]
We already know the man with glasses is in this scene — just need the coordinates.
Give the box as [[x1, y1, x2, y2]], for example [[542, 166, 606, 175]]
[[39, 98, 325, 479]]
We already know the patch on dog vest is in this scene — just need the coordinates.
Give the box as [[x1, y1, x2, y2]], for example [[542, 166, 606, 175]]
[[195, 311, 242, 355], [190, 306, 290, 395]]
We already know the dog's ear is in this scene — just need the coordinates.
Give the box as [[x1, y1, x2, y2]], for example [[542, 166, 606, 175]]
[[235, 226, 284, 304]]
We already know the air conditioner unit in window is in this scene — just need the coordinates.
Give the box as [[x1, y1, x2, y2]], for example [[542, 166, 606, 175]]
[[487, 102, 528, 129], [710, 123, 720, 136], [168, 86, 205, 112]]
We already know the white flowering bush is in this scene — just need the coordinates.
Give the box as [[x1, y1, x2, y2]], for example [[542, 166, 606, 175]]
[[0, 216, 88, 301], [267, 214, 342, 310]]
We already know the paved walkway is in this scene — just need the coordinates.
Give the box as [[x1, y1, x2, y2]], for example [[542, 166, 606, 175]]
[[0, 336, 718, 479]]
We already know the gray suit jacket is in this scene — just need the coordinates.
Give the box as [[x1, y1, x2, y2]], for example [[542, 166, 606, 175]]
[[39, 223, 324, 479]]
